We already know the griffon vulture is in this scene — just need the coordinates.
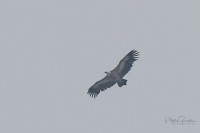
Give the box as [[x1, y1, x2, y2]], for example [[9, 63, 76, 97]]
[[87, 49, 139, 98]]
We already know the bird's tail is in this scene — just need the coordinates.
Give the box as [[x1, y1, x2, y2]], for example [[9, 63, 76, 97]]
[[117, 79, 127, 87]]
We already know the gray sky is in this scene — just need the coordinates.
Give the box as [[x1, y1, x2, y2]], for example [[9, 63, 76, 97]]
[[0, 0, 200, 133]]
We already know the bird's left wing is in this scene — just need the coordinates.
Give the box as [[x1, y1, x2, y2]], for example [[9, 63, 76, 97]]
[[87, 76, 116, 98]]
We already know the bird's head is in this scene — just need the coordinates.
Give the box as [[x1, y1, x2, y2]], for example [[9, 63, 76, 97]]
[[104, 71, 110, 75]]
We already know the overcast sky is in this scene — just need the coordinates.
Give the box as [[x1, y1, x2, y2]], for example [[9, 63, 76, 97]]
[[0, 0, 200, 133]]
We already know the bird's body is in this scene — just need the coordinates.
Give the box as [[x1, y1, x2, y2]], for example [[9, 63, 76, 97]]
[[87, 50, 139, 98], [106, 71, 118, 81]]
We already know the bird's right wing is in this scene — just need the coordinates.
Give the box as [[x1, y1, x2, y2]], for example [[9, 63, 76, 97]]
[[112, 50, 139, 77], [87, 76, 116, 98]]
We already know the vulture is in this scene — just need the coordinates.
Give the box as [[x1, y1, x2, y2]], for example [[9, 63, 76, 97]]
[[87, 49, 139, 98]]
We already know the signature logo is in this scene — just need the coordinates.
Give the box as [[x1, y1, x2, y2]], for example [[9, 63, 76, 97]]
[[165, 116, 196, 125]]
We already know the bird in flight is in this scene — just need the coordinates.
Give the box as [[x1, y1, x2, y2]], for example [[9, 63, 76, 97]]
[[87, 49, 139, 98]]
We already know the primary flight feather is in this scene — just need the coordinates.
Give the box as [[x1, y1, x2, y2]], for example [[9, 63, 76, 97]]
[[87, 49, 139, 98]]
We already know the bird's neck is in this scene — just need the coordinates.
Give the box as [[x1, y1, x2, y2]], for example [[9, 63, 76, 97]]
[[106, 71, 111, 75]]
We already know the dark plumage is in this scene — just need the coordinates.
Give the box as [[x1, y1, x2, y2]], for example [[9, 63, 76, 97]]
[[87, 50, 139, 98]]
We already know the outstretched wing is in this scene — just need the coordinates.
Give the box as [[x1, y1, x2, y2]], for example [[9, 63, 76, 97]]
[[87, 76, 116, 98], [112, 50, 139, 77]]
